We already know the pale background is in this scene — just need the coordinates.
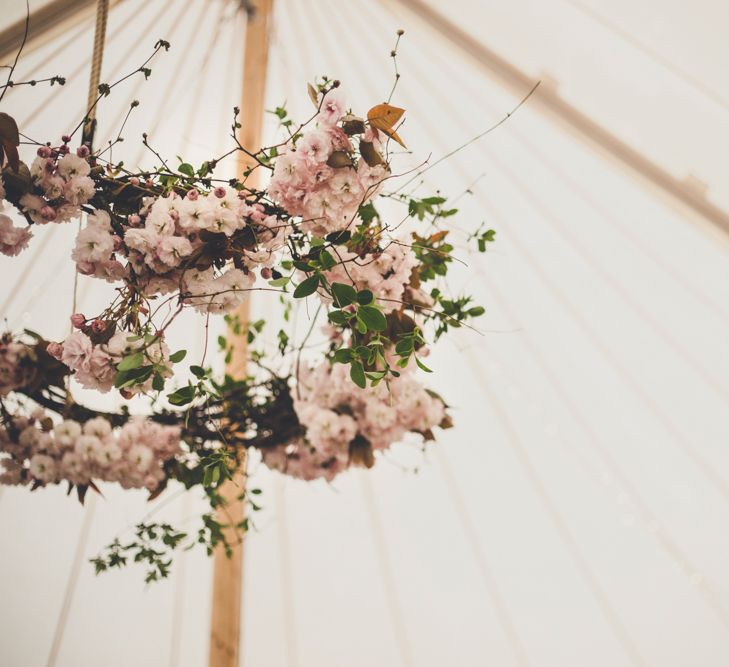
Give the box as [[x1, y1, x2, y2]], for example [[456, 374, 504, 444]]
[[1, 0, 729, 665]]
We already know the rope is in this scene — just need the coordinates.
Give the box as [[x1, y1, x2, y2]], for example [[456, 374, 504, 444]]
[[3, 0, 181, 327], [82, 0, 110, 146]]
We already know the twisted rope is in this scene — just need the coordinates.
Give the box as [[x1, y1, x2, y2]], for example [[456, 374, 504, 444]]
[[82, 0, 110, 147]]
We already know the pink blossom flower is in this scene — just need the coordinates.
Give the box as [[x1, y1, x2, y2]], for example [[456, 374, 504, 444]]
[[297, 129, 332, 165], [60, 331, 93, 372], [318, 89, 346, 127], [0, 214, 32, 256]]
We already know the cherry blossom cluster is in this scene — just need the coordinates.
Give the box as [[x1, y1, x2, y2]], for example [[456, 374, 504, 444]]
[[0, 410, 181, 491], [268, 90, 389, 236], [261, 360, 446, 481], [0, 334, 37, 396], [75, 187, 289, 313], [71, 209, 126, 282], [0, 175, 32, 256], [48, 326, 172, 394], [321, 240, 425, 313], [20, 146, 94, 225]]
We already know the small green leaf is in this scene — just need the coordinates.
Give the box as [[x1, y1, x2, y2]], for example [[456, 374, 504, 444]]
[[356, 289, 374, 305], [350, 361, 366, 388], [190, 365, 206, 378], [168, 385, 195, 406], [415, 357, 433, 373], [331, 282, 357, 307], [357, 305, 387, 332], [152, 373, 165, 391], [328, 310, 350, 325], [117, 352, 144, 371], [293, 274, 320, 298], [179, 163, 194, 177], [169, 349, 187, 363], [293, 260, 314, 272], [318, 250, 336, 270], [333, 348, 354, 364]]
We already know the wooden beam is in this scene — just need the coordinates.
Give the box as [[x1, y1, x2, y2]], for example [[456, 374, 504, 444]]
[[389, 0, 729, 240], [208, 2, 273, 666], [0, 0, 124, 64]]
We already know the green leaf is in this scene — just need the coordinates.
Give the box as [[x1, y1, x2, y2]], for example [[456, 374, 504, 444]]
[[358, 202, 379, 225], [190, 365, 206, 378], [333, 348, 354, 364], [293, 274, 320, 298], [467, 306, 485, 317], [350, 361, 366, 388], [318, 250, 336, 270], [293, 260, 314, 272], [395, 338, 413, 356], [168, 385, 195, 406], [169, 349, 187, 363], [178, 163, 194, 177], [269, 276, 290, 288], [325, 230, 351, 245], [114, 365, 153, 388], [357, 305, 387, 332], [331, 282, 357, 307], [328, 310, 350, 325], [415, 356, 433, 373], [117, 352, 144, 371], [152, 373, 165, 391], [356, 289, 374, 305]]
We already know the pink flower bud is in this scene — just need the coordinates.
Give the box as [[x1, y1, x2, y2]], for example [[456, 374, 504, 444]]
[[112, 235, 122, 251], [37, 146, 52, 158], [61, 135, 71, 143], [58, 144, 70, 155], [128, 214, 141, 226], [46, 342, 63, 360], [260, 267, 272, 280], [214, 187, 226, 199], [76, 145, 90, 158], [186, 188, 199, 201], [40, 206, 57, 221], [91, 320, 106, 334], [70, 313, 85, 328], [129, 177, 140, 187], [145, 179, 154, 188]]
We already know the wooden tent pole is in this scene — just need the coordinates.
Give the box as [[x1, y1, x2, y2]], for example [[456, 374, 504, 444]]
[[208, 2, 273, 666]]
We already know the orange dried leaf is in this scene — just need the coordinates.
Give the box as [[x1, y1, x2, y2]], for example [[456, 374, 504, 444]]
[[367, 103, 407, 148]]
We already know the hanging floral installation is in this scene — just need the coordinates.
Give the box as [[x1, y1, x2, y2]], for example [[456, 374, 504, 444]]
[[0, 30, 530, 581]]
